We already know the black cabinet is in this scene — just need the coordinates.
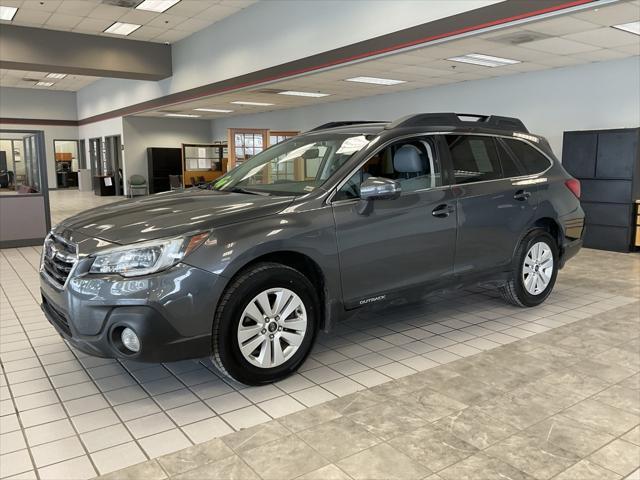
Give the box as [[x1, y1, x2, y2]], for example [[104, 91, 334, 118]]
[[147, 148, 182, 194], [562, 127, 640, 252]]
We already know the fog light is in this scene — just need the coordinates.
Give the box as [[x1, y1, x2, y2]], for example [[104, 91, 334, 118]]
[[121, 328, 140, 353]]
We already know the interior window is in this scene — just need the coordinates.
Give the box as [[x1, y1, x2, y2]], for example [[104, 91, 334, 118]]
[[335, 138, 441, 200], [503, 138, 551, 175], [446, 135, 501, 184], [496, 139, 525, 178]]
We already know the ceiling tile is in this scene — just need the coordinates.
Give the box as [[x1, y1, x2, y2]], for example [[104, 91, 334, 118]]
[[523, 15, 601, 36], [88, 4, 130, 21], [45, 13, 83, 29], [563, 26, 640, 48], [165, 0, 215, 17], [520, 37, 600, 54], [572, 2, 640, 26], [174, 17, 212, 33], [12, 9, 51, 26], [127, 25, 167, 41], [616, 43, 640, 55], [72, 17, 112, 33], [199, 4, 240, 22], [571, 48, 629, 62], [21, 0, 61, 12], [118, 9, 160, 25], [146, 13, 190, 29], [152, 29, 192, 43], [55, 1, 99, 17]]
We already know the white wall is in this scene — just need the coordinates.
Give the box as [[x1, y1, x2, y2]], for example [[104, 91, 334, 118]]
[[76, 0, 499, 119], [211, 57, 640, 158], [121, 116, 212, 193], [0, 87, 77, 120]]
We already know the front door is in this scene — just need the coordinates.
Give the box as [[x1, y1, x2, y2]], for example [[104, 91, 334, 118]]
[[331, 136, 457, 308], [443, 134, 537, 275]]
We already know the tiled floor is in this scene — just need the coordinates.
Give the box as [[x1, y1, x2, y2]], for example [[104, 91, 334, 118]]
[[1, 246, 638, 479], [48, 190, 123, 226]]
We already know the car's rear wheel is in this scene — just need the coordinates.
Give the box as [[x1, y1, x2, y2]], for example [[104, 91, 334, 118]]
[[500, 229, 558, 307], [211, 262, 318, 385]]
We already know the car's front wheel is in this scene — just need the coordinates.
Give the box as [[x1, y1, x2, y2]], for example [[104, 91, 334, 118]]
[[212, 262, 318, 385], [500, 229, 558, 307]]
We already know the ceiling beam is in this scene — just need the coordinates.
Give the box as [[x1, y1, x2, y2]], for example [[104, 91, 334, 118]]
[[0, 25, 172, 81]]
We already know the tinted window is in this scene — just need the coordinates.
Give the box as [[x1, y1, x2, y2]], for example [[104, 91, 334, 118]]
[[446, 135, 501, 184], [496, 140, 524, 178], [335, 137, 441, 200], [503, 138, 551, 175]]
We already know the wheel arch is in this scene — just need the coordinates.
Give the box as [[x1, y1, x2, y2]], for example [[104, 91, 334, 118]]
[[221, 249, 336, 331]]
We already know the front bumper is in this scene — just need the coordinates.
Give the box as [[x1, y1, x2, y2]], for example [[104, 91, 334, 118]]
[[40, 263, 225, 362]]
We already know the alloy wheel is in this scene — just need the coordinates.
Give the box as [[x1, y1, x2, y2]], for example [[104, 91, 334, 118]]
[[522, 241, 554, 296], [236, 288, 308, 368]]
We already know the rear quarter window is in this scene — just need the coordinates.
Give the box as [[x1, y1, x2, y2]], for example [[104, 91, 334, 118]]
[[503, 138, 551, 175]]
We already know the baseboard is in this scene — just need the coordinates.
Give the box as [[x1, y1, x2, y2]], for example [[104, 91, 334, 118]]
[[0, 237, 45, 249]]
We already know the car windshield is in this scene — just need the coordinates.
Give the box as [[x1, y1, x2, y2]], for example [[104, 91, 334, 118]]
[[211, 133, 374, 195]]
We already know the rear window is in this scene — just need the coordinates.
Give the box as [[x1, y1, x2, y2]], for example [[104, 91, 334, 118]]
[[503, 138, 551, 175], [446, 135, 501, 184]]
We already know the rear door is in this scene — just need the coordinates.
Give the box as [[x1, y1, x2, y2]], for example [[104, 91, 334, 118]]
[[443, 134, 537, 275]]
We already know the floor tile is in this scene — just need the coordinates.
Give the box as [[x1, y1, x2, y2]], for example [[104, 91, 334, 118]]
[[337, 443, 430, 480], [562, 399, 640, 436], [126, 412, 175, 438], [139, 429, 192, 458], [30, 436, 85, 468], [166, 401, 215, 426], [80, 423, 133, 453], [90, 441, 147, 475], [222, 405, 271, 430], [0, 449, 33, 478], [37, 455, 96, 480], [181, 417, 234, 444], [258, 395, 305, 418], [24, 418, 75, 447], [298, 416, 380, 462], [291, 385, 337, 407], [438, 452, 535, 480], [588, 439, 640, 476], [71, 408, 120, 434], [0, 430, 27, 455], [241, 435, 328, 480], [170, 454, 258, 480], [205, 392, 251, 415], [553, 459, 622, 480]]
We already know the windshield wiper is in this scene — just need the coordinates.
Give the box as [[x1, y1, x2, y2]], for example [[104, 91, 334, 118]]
[[228, 187, 267, 196]]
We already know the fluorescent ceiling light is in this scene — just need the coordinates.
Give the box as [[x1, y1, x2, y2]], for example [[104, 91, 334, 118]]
[[612, 21, 640, 35], [194, 108, 234, 113], [46, 73, 67, 79], [231, 101, 274, 106], [136, 0, 181, 13], [165, 113, 200, 118], [278, 91, 330, 98], [35, 82, 54, 87], [104, 22, 142, 36], [0, 5, 17, 21], [447, 53, 521, 67], [345, 76, 406, 85]]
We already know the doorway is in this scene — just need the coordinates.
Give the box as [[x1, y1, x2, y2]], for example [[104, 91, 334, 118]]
[[53, 139, 80, 189]]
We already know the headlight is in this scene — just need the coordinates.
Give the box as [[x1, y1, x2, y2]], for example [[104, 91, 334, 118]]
[[89, 232, 209, 277]]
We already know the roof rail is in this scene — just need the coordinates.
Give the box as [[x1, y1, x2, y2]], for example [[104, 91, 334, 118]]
[[308, 121, 388, 132], [386, 113, 528, 133]]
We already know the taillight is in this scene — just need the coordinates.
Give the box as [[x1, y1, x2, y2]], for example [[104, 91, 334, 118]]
[[565, 178, 581, 199]]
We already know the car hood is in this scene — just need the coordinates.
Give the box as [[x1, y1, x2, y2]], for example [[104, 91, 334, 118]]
[[57, 189, 295, 245]]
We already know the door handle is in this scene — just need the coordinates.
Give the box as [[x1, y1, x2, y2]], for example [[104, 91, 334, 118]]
[[432, 204, 455, 218], [514, 189, 531, 201]]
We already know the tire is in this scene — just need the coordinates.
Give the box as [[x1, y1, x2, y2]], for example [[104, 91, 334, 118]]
[[500, 229, 558, 308], [212, 262, 319, 385]]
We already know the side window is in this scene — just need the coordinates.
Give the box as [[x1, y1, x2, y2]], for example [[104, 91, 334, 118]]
[[503, 138, 551, 175], [496, 139, 525, 178], [446, 135, 502, 184], [334, 137, 441, 201]]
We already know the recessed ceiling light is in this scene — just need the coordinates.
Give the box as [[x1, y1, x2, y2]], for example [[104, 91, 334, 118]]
[[231, 101, 275, 106], [345, 76, 406, 85], [46, 73, 67, 79], [135, 0, 181, 13], [612, 21, 640, 36], [447, 53, 521, 67], [194, 108, 234, 113], [104, 22, 142, 36], [35, 81, 54, 87], [0, 5, 17, 21], [165, 113, 201, 118], [277, 91, 331, 98]]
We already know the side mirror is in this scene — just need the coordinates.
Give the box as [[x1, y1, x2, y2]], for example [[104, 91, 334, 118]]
[[360, 177, 401, 201]]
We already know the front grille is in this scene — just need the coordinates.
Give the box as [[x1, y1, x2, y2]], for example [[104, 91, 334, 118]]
[[42, 296, 71, 336], [42, 234, 77, 289]]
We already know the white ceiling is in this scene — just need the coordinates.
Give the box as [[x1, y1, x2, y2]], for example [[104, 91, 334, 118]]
[[137, 0, 640, 119], [0, 0, 257, 43], [0, 68, 100, 90]]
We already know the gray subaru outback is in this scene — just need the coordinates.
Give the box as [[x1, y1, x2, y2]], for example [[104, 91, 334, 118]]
[[40, 113, 584, 384]]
